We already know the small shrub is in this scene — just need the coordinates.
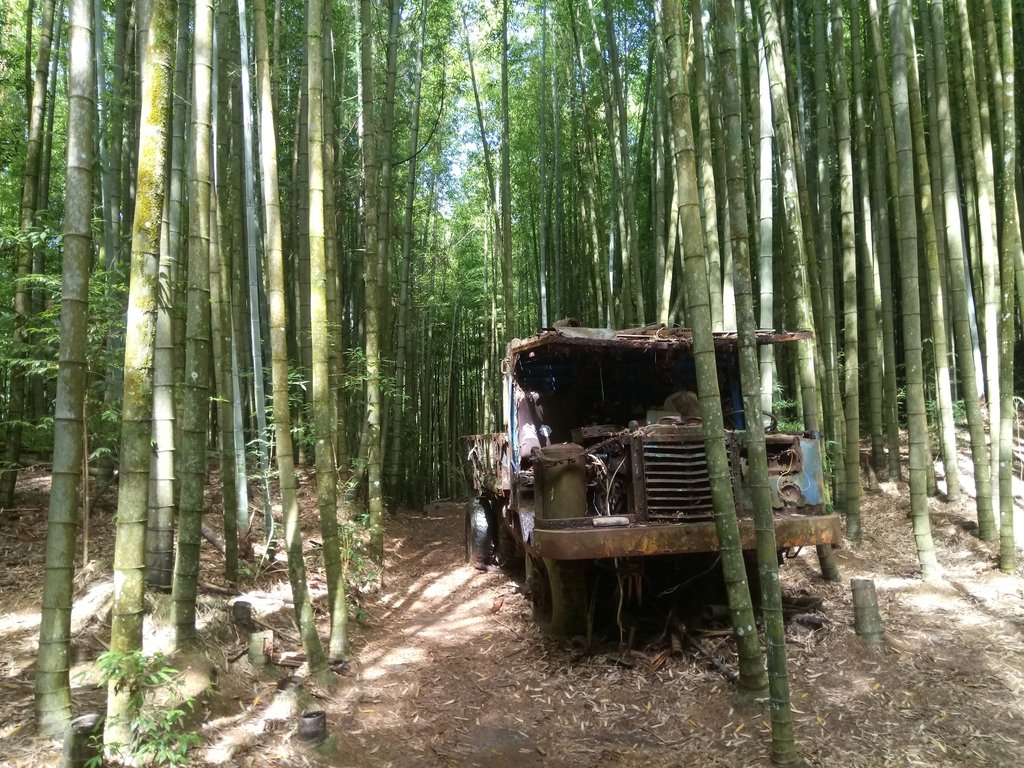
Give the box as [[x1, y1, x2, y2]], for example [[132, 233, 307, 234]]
[[89, 650, 200, 767]]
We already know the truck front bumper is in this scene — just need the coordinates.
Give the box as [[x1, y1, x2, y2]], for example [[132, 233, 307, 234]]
[[529, 514, 842, 560]]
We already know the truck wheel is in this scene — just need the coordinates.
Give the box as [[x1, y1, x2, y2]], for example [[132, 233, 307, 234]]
[[530, 555, 589, 637], [466, 495, 497, 569], [495, 505, 523, 564], [465, 497, 495, 566]]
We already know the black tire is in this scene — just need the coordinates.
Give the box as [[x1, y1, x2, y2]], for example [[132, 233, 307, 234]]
[[530, 555, 590, 637], [495, 503, 524, 565], [465, 496, 496, 565]]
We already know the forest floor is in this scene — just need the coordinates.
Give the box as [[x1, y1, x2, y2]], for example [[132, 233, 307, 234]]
[[2, 454, 1024, 767]]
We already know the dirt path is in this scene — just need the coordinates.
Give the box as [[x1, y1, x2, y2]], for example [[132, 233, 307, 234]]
[[305, 502, 763, 768], [3, 469, 1024, 767], [239, 493, 1024, 768]]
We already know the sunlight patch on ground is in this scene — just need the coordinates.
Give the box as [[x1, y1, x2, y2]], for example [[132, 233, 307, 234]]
[[202, 684, 311, 763], [900, 585, 988, 629], [358, 564, 510, 682], [421, 568, 474, 600], [360, 645, 429, 681], [847, 573, 919, 591], [0, 609, 41, 641], [947, 454, 1024, 545], [1, 575, 113, 677], [235, 582, 298, 614], [378, 567, 476, 613]]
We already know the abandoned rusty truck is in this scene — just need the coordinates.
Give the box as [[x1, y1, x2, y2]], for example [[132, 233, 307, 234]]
[[460, 326, 840, 637]]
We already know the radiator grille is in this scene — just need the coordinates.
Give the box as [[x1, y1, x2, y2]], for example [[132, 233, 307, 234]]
[[642, 439, 714, 520]]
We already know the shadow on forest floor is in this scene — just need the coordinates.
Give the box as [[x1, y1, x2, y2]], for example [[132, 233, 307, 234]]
[[1, 453, 1024, 766]]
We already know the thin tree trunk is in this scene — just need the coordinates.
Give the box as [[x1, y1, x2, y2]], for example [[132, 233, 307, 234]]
[[605, 0, 643, 325], [953, 0, 1000, 516], [172, 0, 215, 649], [832, 0, 861, 540], [851, 0, 884, 479], [24, 0, 35, 110], [718, 0, 797, 760], [105, 0, 175, 751], [147, 0, 190, 592], [321, 1, 342, 469], [237, 0, 271, 542], [209, 7, 241, 582], [903, 6, 959, 501], [108, 0, 127, 271], [538, 1, 549, 328], [93, 0, 117, 270], [308, 0, 347, 661], [889, 0, 940, 581], [387, 0, 428, 502], [3, 0, 58, 507], [584, 0, 627, 325], [812, 2, 845, 509], [462, 10, 504, 326], [329, 4, 350, 476], [757, 32, 775, 414], [209, 174, 241, 582], [253, 0, 327, 672], [500, 0, 515, 335], [662, 0, 767, 695], [867, 0, 904, 481], [552, 17, 563, 320], [35, 0, 93, 734], [375, 0, 402, 480], [759, 0, 819, 432], [692, 2, 724, 331], [653, 14, 670, 325], [215, 5, 250, 544], [362, 0, 386, 563], [37, 0, 63, 225], [927, 0, 993, 534], [295, 63, 311, 467], [568, 6, 610, 323], [996, 0, 1019, 573], [207, 9, 239, 581]]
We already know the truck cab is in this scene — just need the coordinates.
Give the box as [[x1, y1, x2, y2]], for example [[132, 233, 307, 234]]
[[461, 326, 840, 636]]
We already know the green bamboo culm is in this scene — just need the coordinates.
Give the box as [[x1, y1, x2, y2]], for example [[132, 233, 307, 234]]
[[307, 0, 348, 661], [996, 0, 1018, 574], [171, 0, 214, 648], [758, 0, 820, 435], [252, 0, 328, 672], [866, 0, 904, 483], [715, 0, 797, 759], [833, 0, 862, 541], [34, 0, 94, 735], [105, 0, 177, 752], [889, 0, 940, 581], [660, 0, 767, 694], [929, 0, 994, 540]]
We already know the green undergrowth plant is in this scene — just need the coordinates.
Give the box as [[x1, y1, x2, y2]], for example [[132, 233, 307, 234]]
[[89, 650, 200, 767]]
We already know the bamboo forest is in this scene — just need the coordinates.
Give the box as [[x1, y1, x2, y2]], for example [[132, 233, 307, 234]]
[[2, 0, 1024, 764]]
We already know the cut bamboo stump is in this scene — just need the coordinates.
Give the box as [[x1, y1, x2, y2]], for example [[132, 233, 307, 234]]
[[232, 600, 257, 633], [851, 578, 885, 646], [297, 710, 328, 745], [59, 713, 103, 768], [817, 544, 841, 582], [249, 630, 274, 666]]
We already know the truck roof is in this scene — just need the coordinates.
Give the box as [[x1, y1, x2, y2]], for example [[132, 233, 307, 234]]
[[507, 326, 813, 357]]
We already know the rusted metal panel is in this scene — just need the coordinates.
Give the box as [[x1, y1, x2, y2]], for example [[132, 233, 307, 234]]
[[459, 432, 510, 495], [630, 433, 648, 522], [637, 432, 714, 521], [508, 327, 813, 358], [529, 513, 841, 560]]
